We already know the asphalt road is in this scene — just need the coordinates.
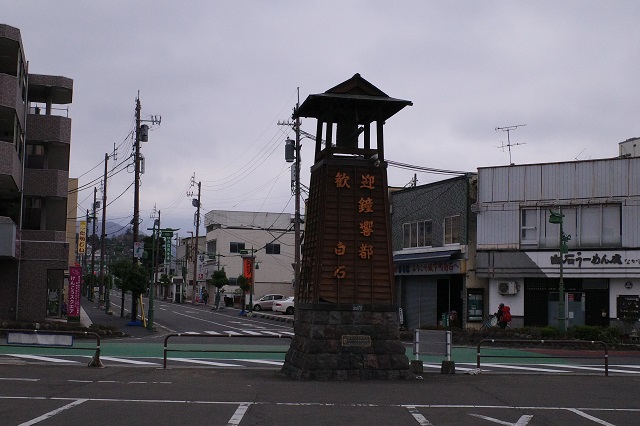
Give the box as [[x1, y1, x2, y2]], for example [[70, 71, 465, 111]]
[[1, 365, 639, 425], [84, 290, 294, 340]]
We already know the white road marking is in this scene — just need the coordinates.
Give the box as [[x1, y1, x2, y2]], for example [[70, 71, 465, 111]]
[[7, 354, 79, 364], [222, 331, 243, 336], [0, 377, 39, 382], [168, 358, 243, 367], [567, 409, 615, 426], [421, 363, 487, 373], [204, 331, 221, 335], [230, 359, 283, 366], [261, 331, 288, 337], [543, 363, 640, 374], [469, 413, 533, 425], [240, 330, 263, 335], [228, 403, 251, 425], [480, 363, 571, 373], [97, 356, 160, 366], [18, 398, 87, 425], [405, 406, 433, 425]]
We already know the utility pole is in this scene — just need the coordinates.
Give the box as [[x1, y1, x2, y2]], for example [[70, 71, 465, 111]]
[[293, 92, 301, 294], [132, 93, 160, 263], [90, 187, 98, 301], [133, 96, 141, 263], [281, 88, 302, 294], [188, 176, 202, 304], [99, 153, 108, 310]]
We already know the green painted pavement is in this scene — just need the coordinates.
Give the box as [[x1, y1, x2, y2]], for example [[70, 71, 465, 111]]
[[0, 341, 576, 364]]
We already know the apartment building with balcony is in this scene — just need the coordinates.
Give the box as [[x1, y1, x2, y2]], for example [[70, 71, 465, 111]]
[[0, 24, 73, 321]]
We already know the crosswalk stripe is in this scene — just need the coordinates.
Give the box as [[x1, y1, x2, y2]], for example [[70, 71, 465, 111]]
[[222, 331, 243, 336], [168, 358, 243, 367], [7, 354, 80, 364], [241, 331, 263, 335], [204, 331, 221, 335]]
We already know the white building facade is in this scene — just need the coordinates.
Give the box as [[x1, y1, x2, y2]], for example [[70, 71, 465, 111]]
[[476, 155, 640, 329], [203, 210, 296, 301]]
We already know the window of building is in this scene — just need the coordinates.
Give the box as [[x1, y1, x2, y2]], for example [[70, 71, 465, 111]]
[[402, 220, 432, 248], [229, 242, 245, 253], [443, 215, 461, 245], [266, 243, 281, 254], [521, 208, 538, 245], [520, 205, 621, 248], [206, 240, 217, 259], [26, 144, 45, 169], [22, 198, 42, 230]]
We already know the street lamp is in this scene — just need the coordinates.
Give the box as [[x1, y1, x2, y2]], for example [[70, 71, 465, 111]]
[[549, 209, 571, 332]]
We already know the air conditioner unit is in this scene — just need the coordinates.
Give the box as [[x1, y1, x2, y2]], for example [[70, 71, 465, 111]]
[[498, 281, 518, 295]]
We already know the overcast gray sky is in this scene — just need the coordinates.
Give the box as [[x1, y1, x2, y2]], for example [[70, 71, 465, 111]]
[[4, 1, 640, 238]]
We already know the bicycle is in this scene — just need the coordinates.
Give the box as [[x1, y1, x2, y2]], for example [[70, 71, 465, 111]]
[[480, 314, 498, 330]]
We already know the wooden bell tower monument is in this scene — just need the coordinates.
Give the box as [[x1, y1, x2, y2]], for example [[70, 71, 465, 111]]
[[282, 74, 413, 380]]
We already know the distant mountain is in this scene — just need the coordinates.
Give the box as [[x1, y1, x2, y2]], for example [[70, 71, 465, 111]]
[[76, 220, 133, 237]]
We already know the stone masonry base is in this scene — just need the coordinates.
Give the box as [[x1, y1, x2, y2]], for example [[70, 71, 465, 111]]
[[281, 308, 412, 380]]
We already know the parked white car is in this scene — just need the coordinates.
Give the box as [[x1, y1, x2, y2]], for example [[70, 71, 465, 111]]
[[252, 294, 285, 311], [273, 297, 294, 315]]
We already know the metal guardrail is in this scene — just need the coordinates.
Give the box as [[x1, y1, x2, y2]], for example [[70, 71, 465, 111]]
[[1, 329, 103, 367], [163, 332, 293, 369], [476, 339, 609, 376]]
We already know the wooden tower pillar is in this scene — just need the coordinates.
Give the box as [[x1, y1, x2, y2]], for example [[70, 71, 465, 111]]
[[282, 74, 413, 380]]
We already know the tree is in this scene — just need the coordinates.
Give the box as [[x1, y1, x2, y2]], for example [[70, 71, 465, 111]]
[[237, 274, 250, 311], [111, 259, 148, 322], [209, 268, 229, 308]]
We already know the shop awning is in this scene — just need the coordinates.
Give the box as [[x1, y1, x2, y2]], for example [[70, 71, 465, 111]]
[[393, 249, 461, 264]]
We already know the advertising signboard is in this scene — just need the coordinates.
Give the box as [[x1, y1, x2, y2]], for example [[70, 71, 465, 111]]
[[68, 266, 82, 321]]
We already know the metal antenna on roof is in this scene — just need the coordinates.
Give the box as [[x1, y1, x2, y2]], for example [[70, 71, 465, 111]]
[[495, 124, 526, 165]]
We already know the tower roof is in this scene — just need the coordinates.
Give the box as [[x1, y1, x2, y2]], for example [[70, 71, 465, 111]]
[[295, 74, 412, 123]]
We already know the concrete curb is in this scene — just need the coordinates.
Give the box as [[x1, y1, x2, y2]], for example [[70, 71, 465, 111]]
[[249, 311, 294, 324]]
